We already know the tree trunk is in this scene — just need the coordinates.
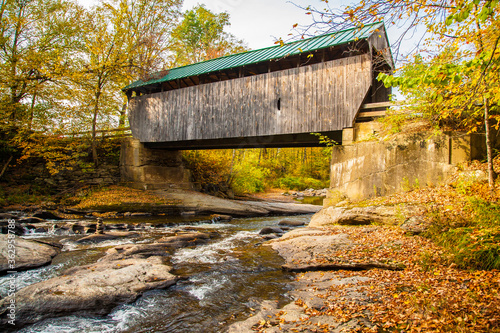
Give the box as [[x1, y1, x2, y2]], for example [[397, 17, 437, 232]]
[[484, 97, 496, 189], [0, 156, 13, 179], [119, 102, 127, 128], [91, 91, 101, 167], [28, 91, 37, 130]]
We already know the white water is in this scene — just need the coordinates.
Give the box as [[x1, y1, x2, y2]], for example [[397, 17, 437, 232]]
[[5, 215, 311, 333]]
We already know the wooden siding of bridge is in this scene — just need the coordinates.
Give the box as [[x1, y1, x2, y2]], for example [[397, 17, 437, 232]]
[[129, 53, 372, 143]]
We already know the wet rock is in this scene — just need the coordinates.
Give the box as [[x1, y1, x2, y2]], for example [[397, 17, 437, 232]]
[[105, 223, 128, 230], [130, 212, 151, 217], [259, 227, 284, 235], [0, 256, 178, 329], [278, 219, 305, 226], [69, 222, 96, 234], [50, 225, 70, 235], [0, 213, 18, 220], [0, 221, 25, 235], [17, 217, 45, 224], [32, 210, 64, 220], [261, 234, 280, 240], [211, 214, 233, 222], [157, 232, 213, 244], [0, 235, 60, 275], [103, 232, 216, 261], [75, 231, 140, 244]]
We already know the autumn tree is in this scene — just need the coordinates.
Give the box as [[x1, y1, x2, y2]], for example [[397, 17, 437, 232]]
[[169, 4, 247, 67], [73, 0, 181, 166], [297, 0, 500, 189], [0, 0, 84, 163]]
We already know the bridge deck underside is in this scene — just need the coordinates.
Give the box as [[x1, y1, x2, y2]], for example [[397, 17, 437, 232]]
[[144, 131, 343, 150]]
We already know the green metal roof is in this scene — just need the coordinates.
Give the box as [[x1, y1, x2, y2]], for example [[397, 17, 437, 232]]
[[124, 22, 385, 91]]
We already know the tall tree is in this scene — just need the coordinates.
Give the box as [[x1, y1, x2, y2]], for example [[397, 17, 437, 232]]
[[170, 4, 247, 67], [0, 0, 84, 134], [73, 0, 181, 166]]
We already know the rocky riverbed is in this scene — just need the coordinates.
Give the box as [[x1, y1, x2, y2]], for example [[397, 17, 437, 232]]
[[3, 194, 492, 333], [227, 204, 433, 332], [0, 189, 321, 332]]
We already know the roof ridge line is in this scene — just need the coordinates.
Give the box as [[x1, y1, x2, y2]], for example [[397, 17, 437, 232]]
[[124, 21, 385, 90]]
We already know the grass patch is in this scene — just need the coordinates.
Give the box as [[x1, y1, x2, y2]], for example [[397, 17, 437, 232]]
[[426, 199, 500, 270]]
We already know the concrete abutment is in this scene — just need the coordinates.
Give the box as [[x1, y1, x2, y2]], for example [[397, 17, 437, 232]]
[[120, 138, 192, 190], [327, 122, 495, 205]]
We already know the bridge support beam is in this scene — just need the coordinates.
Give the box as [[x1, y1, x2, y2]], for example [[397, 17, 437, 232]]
[[120, 138, 192, 190]]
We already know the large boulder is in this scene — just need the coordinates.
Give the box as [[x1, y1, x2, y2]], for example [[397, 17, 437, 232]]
[[278, 219, 306, 226], [0, 256, 177, 329], [266, 227, 405, 271], [0, 235, 60, 275], [309, 205, 423, 228]]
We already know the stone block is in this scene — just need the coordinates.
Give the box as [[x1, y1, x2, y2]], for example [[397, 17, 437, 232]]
[[120, 137, 192, 190], [342, 127, 354, 145]]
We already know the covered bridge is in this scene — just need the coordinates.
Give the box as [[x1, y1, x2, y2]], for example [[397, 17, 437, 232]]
[[123, 22, 393, 149]]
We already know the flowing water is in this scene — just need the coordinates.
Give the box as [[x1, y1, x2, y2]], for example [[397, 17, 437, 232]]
[[0, 214, 313, 333]]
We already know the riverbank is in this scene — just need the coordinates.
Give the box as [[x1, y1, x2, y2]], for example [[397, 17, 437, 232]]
[[1, 186, 321, 222], [228, 161, 500, 332]]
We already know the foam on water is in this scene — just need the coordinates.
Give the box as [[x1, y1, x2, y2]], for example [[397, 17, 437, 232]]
[[0, 263, 65, 298], [184, 274, 229, 300], [172, 231, 256, 264], [60, 238, 135, 251], [17, 316, 118, 333]]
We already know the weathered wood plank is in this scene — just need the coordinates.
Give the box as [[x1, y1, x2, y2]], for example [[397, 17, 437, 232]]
[[128, 54, 373, 143]]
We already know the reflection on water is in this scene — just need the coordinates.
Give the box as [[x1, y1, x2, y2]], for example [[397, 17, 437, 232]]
[[294, 196, 325, 206], [2, 214, 312, 333]]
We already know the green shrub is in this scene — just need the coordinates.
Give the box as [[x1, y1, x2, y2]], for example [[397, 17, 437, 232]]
[[231, 164, 267, 194], [275, 176, 326, 191]]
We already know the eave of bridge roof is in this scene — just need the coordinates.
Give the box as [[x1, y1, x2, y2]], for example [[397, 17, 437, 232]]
[[123, 22, 385, 91]]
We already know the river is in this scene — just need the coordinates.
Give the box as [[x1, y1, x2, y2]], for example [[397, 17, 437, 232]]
[[0, 214, 313, 332]]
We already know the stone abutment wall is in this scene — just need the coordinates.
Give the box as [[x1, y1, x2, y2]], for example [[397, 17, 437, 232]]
[[327, 123, 493, 205], [120, 138, 192, 190]]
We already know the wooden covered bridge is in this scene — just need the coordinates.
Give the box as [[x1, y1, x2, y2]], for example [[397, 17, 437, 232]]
[[123, 22, 393, 150]]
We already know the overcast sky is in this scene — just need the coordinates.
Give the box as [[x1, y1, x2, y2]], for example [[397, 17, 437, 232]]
[[181, 0, 328, 49], [78, 0, 357, 50]]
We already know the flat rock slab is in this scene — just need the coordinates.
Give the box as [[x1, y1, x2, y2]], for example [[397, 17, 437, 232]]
[[153, 189, 321, 216], [266, 227, 406, 271], [0, 235, 60, 275], [227, 271, 374, 333], [267, 230, 353, 265], [75, 231, 141, 244], [0, 256, 177, 329], [309, 205, 424, 228]]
